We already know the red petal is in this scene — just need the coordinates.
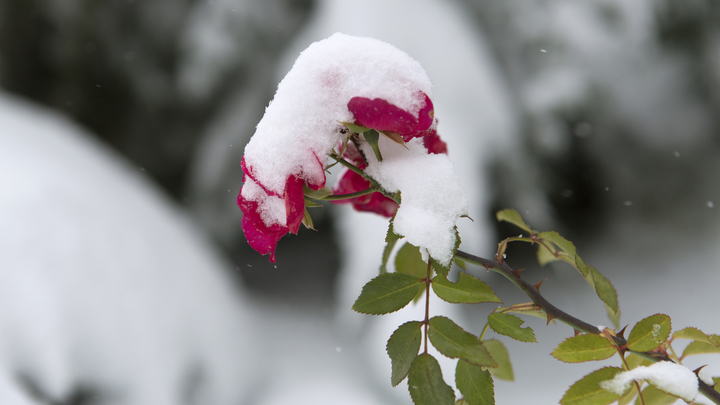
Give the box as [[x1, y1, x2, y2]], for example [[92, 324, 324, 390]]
[[347, 93, 434, 140], [284, 175, 305, 234], [421, 128, 448, 155], [237, 189, 288, 263]]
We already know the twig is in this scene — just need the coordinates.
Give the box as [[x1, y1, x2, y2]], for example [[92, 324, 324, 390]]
[[455, 249, 720, 405]]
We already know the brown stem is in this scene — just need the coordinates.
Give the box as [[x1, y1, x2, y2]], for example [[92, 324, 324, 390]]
[[455, 249, 720, 405]]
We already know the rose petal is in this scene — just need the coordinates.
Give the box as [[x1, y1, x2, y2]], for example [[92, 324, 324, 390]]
[[347, 93, 434, 141]]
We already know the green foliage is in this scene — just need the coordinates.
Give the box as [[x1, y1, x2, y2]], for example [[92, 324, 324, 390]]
[[625, 353, 652, 369], [496, 209, 534, 234], [482, 339, 513, 381], [428, 316, 496, 368], [552, 334, 616, 363], [682, 335, 720, 357], [673, 327, 719, 346], [387, 321, 423, 386], [302, 184, 333, 199], [618, 386, 638, 405], [364, 129, 383, 161], [487, 313, 536, 343], [380, 220, 401, 274], [560, 367, 626, 405], [496, 303, 550, 322], [408, 353, 455, 405], [396, 242, 429, 278], [455, 360, 494, 405], [497, 210, 620, 325], [636, 384, 678, 405], [431, 273, 501, 304], [627, 314, 672, 352], [352, 273, 422, 315]]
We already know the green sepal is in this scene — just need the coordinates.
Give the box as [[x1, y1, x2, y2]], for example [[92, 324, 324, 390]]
[[301, 208, 315, 230], [380, 219, 401, 274], [627, 314, 672, 352], [455, 360, 494, 405], [560, 367, 626, 405], [487, 313, 536, 343], [364, 129, 383, 162], [681, 334, 720, 357], [303, 184, 333, 199], [304, 198, 323, 208], [352, 273, 422, 315], [396, 242, 429, 279], [339, 121, 370, 134], [672, 327, 719, 346], [408, 353, 455, 405], [431, 273, 501, 304], [387, 321, 423, 387], [551, 334, 616, 363], [495, 209, 534, 234], [428, 316, 496, 368], [483, 339, 513, 381]]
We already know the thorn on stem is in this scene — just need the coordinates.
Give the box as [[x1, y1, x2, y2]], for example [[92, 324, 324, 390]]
[[511, 268, 524, 277], [574, 329, 581, 337], [546, 312, 556, 326], [533, 278, 547, 291], [617, 325, 628, 339]]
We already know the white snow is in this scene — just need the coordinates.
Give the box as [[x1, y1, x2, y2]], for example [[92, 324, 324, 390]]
[[601, 361, 699, 402], [243, 32, 432, 195], [361, 136, 468, 266], [0, 91, 257, 405]]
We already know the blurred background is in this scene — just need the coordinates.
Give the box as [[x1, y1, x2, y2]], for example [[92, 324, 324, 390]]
[[2, 0, 720, 404]]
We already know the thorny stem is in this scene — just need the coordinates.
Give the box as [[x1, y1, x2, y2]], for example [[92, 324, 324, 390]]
[[424, 261, 432, 354], [454, 249, 720, 405], [328, 152, 401, 204]]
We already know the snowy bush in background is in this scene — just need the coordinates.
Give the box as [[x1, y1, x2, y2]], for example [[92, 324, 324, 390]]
[[2, 0, 720, 403]]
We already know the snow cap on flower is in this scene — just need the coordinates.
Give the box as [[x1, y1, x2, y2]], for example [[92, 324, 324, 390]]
[[238, 33, 434, 261]]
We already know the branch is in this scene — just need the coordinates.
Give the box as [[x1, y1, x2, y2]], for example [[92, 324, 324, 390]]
[[455, 249, 720, 405]]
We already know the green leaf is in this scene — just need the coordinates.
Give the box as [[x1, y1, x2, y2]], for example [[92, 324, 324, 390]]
[[537, 231, 577, 259], [625, 354, 652, 369], [682, 335, 720, 357], [627, 314, 672, 352], [495, 209, 533, 234], [303, 184, 333, 199], [551, 335, 616, 363], [537, 244, 561, 266], [487, 313, 536, 343], [408, 353, 455, 405], [380, 220, 401, 274], [428, 316, 496, 367], [432, 273, 501, 304], [560, 367, 626, 405], [636, 384, 678, 405], [387, 321, 423, 387], [618, 385, 637, 405], [396, 242, 429, 278], [455, 360, 494, 405], [338, 121, 370, 134], [483, 339, 513, 381], [496, 303, 550, 322], [352, 273, 422, 315], [364, 129, 383, 162], [673, 327, 719, 346], [586, 263, 620, 318], [455, 400, 469, 405], [454, 257, 467, 270]]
